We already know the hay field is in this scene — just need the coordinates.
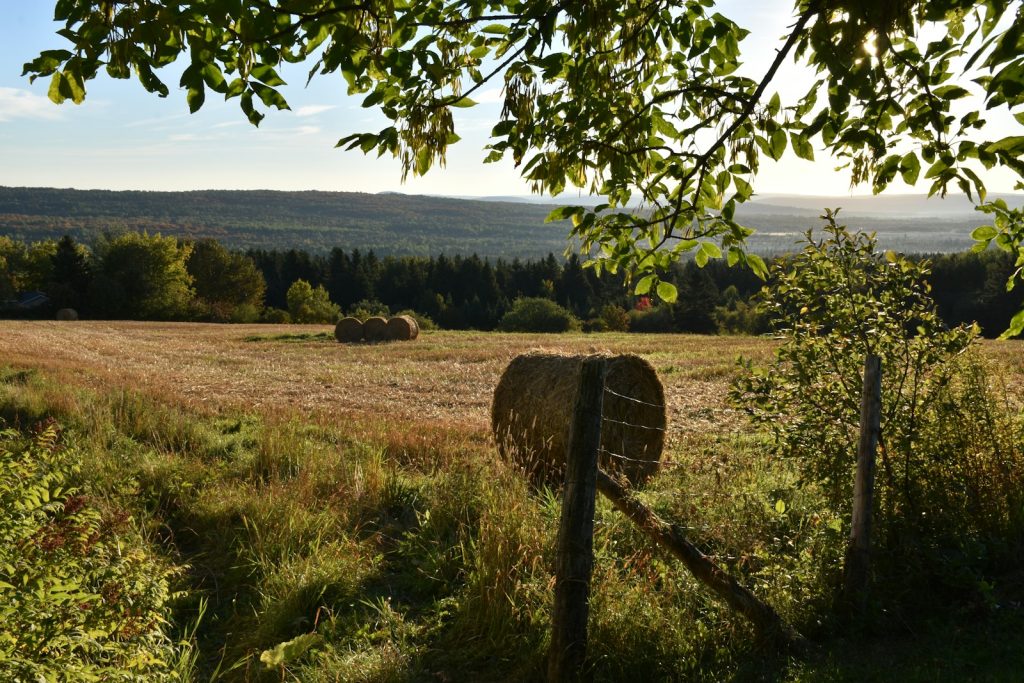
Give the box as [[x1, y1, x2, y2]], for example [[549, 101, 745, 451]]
[[0, 321, 776, 453], [3, 322, 1021, 441]]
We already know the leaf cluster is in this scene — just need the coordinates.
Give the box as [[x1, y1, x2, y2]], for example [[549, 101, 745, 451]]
[[731, 213, 976, 517], [0, 422, 184, 681], [23, 1, 1024, 326]]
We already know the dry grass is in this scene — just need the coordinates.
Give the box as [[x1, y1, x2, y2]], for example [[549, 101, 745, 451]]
[[0, 322, 777, 453]]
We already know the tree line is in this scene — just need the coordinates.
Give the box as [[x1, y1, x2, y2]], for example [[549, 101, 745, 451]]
[[1, 232, 1020, 337]]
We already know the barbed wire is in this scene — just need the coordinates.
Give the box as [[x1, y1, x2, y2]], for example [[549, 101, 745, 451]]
[[601, 416, 666, 432], [599, 446, 684, 470], [603, 385, 665, 409]]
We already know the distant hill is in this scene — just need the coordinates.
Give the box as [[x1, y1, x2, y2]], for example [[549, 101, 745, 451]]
[[1, 186, 1019, 257]]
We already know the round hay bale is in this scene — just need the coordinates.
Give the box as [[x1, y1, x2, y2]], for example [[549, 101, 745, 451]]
[[491, 352, 665, 486], [363, 316, 389, 342], [386, 315, 419, 341], [55, 308, 78, 321], [334, 317, 363, 343]]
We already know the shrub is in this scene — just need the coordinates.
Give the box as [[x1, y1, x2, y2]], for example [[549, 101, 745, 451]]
[[627, 305, 675, 333], [498, 297, 580, 333], [0, 422, 189, 680], [732, 213, 1024, 605], [393, 309, 437, 331], [599, 304, 630, 332], [287, 279, 342, 324], [349, 299, 390, 321], [261, 307, 292, 324]]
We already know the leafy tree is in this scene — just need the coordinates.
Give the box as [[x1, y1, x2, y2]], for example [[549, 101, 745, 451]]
[[0, 237, 27, 301], [731, 214, 977, 521], [47, 235, 92, 312], [731, 215, 1024, 605], [498, 297, 580, 333], [90, 232, 195, 320], [187, 239, 267, 321], [24, 0, 1024, 328], [286, 279, 341, 323], [0, 238, 57, 301]]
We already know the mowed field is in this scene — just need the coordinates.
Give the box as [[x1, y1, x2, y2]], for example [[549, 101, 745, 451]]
[[0, 321, 781, 456]]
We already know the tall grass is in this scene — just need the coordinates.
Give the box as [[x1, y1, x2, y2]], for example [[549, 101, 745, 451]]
[[2, 355, 1023, 681]]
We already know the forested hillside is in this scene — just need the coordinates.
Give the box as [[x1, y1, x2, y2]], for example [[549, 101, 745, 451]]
[[2, 186, 1018, 257], [0, 186, 571, 258]]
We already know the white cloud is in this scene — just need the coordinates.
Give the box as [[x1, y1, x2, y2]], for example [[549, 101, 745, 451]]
[[472, 88, 504, 104], [294, 104, 336, 117], [0, 87, 62, 123]]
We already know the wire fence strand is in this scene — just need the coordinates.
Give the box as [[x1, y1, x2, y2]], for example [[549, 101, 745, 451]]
[[603, 385, 665, 409]]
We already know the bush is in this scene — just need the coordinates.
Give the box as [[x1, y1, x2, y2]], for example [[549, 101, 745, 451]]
[[393, 309, 437, 331], [349, 299, 391, 320], [0, 422, 189, 680], [732, 214, 1024, 607], [627, 305, 675, 333], [498, 297, 580, 333], [287, 279, 342, 324], [261, 307, 292, 324], [599, 304, 630, 332]]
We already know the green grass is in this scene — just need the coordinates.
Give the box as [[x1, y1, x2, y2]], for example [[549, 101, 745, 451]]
[[243, 332, 335, 343], [1, 362, 1022, 681]]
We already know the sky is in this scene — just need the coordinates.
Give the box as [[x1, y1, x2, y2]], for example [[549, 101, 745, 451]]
[[0, 2, 1019, 198]]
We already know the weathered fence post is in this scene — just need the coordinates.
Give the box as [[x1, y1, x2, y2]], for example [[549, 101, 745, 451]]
[[843, 353, 882, 610], [548, 356, 606, 682]]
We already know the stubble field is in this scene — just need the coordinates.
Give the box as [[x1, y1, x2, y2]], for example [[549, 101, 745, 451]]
[[0, 321, 778, 455]]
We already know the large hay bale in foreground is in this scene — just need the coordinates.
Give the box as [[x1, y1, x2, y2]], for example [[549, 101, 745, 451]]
[[55, 308, 78, 321], [363, 316, 389, 342], [492, 352, 665, 486], [334, 317, 363, 343], [386, 315, 419, 341]]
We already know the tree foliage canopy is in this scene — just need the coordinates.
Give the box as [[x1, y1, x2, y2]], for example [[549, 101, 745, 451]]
[[24, 0, 1024, 331]]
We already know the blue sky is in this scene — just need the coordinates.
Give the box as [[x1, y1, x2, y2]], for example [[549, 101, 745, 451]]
[[0, 2, 1018, 197]]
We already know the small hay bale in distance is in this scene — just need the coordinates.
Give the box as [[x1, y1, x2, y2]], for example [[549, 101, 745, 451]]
[[491, 352, 665, 486], [334, 317, 363, 343], [363, 316, 389, 342], [386, 315, 419, 341], [55, 308, 78, 321]]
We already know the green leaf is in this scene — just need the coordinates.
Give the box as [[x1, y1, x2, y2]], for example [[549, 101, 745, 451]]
[[656, 281, 678, 303], [790, 132, 814, 161], [769, 128, 787, 160], [47, 72, 67, 104], [251, 64, 286, 87], [187, 83, 205, 113], [746, 253, 768, 279], [201, 63, 228, 93], [634, 274, 655, 295], [449, 97, 477, 108], [971, 225, 998, 241], [546, 206, 583, 223], [260, 633, 324, 669], [775, 499, 786, 514], [1000, 306, 1024, 339], [899, 152, 921, 185]]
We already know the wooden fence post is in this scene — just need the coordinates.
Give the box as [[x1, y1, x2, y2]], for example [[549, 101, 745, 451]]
[[843, 353, 882, 610], [548, 356, 606, 683]]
